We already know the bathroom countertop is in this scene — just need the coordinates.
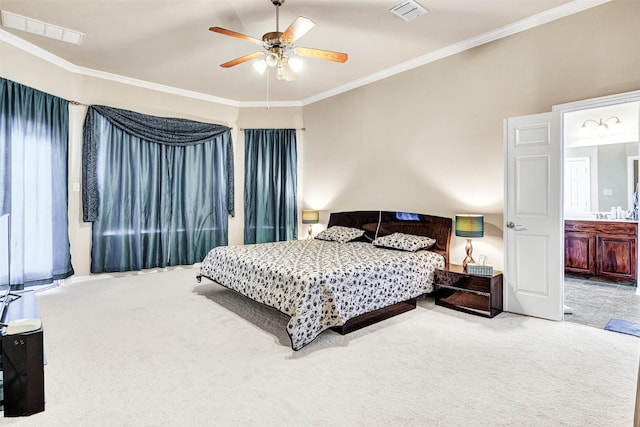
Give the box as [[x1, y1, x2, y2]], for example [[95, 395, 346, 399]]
[[565, 217, 638, 223]]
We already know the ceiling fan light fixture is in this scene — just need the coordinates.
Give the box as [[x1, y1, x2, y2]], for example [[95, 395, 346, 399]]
[[276, 63, 287, 80], [288, 57, 303, 72], [253, 59, 267, 74], [265, 52, 279, 67]]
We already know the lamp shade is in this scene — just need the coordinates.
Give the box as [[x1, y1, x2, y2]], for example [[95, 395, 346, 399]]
[[302, 210, 319, 224], [455, 214, 484, 238]]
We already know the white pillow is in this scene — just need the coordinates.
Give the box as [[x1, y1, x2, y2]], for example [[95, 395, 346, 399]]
[[372, 232, 436, 252], [315, 226, 365, 243]]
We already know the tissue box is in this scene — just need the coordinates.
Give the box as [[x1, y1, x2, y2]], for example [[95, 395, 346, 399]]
[[466, 263, 493, 277]]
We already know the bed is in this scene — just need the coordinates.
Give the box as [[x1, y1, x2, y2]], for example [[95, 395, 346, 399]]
[[196, 210, 452, 350]]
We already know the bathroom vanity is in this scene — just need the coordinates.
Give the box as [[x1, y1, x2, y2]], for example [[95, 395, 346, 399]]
[[565, 219, 637, 283]]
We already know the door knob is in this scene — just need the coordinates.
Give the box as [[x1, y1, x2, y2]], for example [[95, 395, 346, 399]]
[[506, 222, 526, 231]]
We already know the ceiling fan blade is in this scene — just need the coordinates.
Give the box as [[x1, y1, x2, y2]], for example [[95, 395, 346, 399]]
[[209, 27, 263, 45], [294, 47, 348, 63], [280, 16, 315, 44], [220, 52, 264, 68]]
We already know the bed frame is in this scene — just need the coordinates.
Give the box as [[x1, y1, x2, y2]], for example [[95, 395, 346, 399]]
[[327, 210, 452, 335], [198, 210, 452, 345]]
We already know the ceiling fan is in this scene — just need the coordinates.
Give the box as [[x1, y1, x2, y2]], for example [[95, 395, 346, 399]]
[[209, 0, 348, 81]]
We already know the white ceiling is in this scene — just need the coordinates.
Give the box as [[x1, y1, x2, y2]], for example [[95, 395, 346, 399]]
[[0, 0, 608, 106]]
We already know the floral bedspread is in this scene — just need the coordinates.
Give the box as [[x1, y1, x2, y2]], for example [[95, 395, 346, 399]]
[[197, 239, 445, 350]]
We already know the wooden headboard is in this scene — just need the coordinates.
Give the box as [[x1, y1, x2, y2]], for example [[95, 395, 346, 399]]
[[327, 211, 452, 264]]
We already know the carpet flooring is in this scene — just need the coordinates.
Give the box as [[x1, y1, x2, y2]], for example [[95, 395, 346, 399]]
[[3, 266, 639, 426]]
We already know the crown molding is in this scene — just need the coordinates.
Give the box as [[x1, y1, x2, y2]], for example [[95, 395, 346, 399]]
[[1, 0, 611, 108], [0, 28, 242, 107], [239, 100, 303, 108], [75, 63, 243, 107], [1, 28, 76, 70]]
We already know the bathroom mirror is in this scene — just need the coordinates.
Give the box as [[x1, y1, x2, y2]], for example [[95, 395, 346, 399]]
[[565, 142, 640, 217], [563, 102, 640, 219]]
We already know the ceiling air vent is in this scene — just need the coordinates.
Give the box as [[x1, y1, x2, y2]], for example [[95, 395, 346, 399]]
[[390, 0, 428, 22], [0, 10, 85, 45]]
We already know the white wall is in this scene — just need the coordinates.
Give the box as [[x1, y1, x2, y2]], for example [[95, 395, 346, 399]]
[[302, 0, 640, 269]]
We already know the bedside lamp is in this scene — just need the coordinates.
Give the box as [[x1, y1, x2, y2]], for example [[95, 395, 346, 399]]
[[455, 214, 484, 269], [302, 210, 319, 240]]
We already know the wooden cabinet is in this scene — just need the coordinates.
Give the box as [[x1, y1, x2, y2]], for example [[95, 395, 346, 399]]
[[564, 220, 637, 282], [433, 264, 503, 318], [565, 231, 596, 275]]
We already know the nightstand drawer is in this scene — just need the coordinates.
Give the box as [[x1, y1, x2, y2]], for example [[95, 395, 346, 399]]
[[434, 269, 492, 293], [434, 264, 503, 318]]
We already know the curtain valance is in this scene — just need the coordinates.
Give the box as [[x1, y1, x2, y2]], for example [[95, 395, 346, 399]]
[[82, 105, 234, 221]]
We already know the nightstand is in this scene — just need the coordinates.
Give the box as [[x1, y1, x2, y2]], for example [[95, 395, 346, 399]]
[[433, 264, 503, 318]]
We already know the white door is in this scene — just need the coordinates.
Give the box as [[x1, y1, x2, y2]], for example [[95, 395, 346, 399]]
[[564, 157, 590, 215], [504, 112, 563, 321]]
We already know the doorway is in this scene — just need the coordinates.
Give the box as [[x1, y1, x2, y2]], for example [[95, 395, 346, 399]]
[[554, 91, 640, 328]]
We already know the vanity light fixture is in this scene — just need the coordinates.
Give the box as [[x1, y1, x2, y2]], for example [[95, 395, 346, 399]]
[[581, 116, 622, 137]]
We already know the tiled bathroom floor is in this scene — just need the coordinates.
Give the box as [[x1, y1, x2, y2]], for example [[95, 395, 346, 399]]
[[564, 274, 640, 328]]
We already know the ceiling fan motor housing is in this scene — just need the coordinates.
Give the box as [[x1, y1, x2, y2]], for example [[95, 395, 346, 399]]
[[262, 31, 286, 48]]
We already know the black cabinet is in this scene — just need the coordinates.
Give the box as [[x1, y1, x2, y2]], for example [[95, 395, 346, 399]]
[[1, 331, 44, 416], [0, 291, 45, 417], [434, 264, 503, 318]]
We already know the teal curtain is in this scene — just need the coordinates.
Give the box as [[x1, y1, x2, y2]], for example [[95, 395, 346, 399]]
[[90, 118, 167, 272], [86, 108, 232, 273], [0, 78, 73, 289], [244, 129, 297, 244], [167, 141, 228, 266], [82, 105, 234, 221]]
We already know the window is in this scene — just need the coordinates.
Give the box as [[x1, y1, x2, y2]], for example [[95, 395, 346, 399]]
[[83, 106, 234, 273]]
